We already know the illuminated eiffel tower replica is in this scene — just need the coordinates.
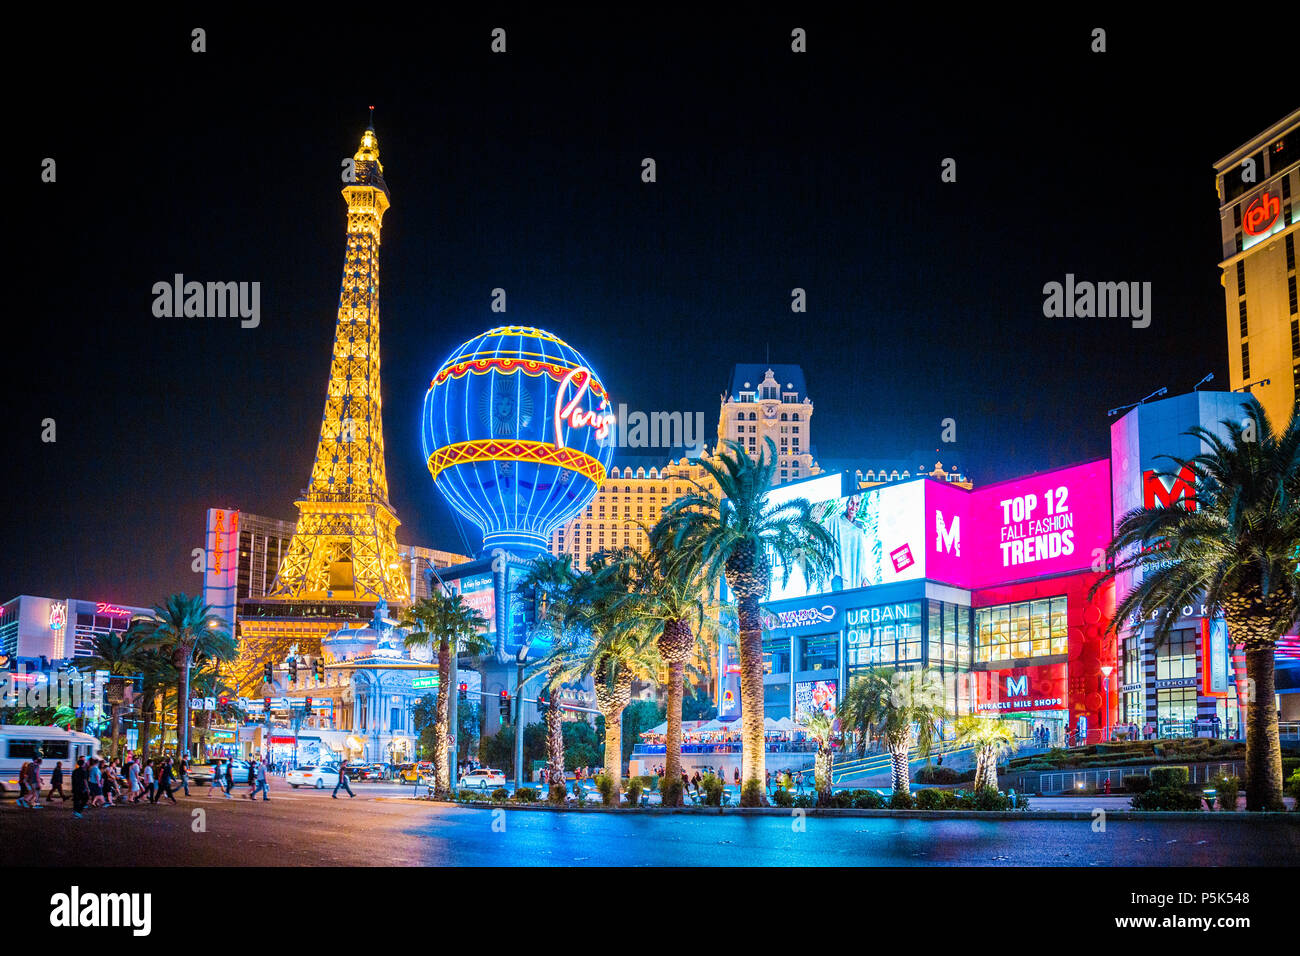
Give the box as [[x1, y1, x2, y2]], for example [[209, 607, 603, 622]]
[[235, 114, 410, 695]]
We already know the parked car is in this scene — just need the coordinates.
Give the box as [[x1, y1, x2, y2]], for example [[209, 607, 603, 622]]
[[457, 768, 505, 790], [397, 762, 419, 784], [346, 763, 381, 781], [287, 765, 343, 789]]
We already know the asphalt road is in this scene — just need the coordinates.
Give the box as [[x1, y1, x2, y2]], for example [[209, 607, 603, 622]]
[[3, 783, 1298, 866]]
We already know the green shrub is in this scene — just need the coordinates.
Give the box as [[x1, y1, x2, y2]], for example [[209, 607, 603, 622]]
[[771, 788, 794, 808], [792, 793, 816, 808], [915, 788, 957, 810], [625, 778, 644, 806], [888, 790, 914, 809], [637, 774, 658, 792], [548, 783, 568, 804], [595, 773, 616, 806], [514, 787, 540, 803], [829, 790, 856, 808], [661, 779, 684, 806], [1130, 787, 1202, 811], [490, 787, 509, 802], [1286, 769, 1300, 803], [740, 779, 765, 806], [1124, 774, 1152, 794], [1150, 766, 1190, 789], [972, 787, 1012, 811], [456, 789, 478, 802], [915, 765, 960, 784], [852, 789, 885, 809], [701, 772, 725, 806], [1209, 774, 1239, 811]]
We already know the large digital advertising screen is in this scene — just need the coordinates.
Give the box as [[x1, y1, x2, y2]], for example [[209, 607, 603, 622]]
[[769, 480, 926, 601], [965, 460, 1111, 589]]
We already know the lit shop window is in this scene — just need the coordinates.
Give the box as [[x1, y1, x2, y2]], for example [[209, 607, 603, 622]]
[[975, 597, 1067, 663], [1155, 628, 1196, 681]]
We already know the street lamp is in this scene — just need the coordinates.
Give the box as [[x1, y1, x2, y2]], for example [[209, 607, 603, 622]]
[[1099, 665, 1114, 743], [514, 644, 530, 791]]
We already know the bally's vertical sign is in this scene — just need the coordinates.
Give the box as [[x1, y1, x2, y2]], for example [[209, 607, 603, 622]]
[[204, 508, 240, 632], [1202, 617, 1230, 696]]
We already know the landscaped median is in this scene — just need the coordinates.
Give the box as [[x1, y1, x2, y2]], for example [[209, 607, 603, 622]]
[[387, 793, 1296, 822]]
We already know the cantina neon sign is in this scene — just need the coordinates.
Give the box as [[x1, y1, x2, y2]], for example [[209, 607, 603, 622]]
[[553, 366, 615, 448], [1243, 191, 1281, 236]]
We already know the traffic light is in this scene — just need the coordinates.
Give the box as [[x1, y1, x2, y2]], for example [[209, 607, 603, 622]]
[[458, 682, 468, 702], [499, 690, 510, 721], [304, 697, 313, 711], [262, 662, 272, 685], [288, 657, 298, 684], [313, 657, 324, 681]]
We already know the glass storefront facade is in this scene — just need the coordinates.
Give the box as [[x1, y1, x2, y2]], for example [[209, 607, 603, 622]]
[[845, 602, 923, 670], [975, 596, 1068, 663]]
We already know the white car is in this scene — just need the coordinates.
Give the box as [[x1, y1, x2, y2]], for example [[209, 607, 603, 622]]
[[287, 765, 343, 789], [457, 768, 506, 790]]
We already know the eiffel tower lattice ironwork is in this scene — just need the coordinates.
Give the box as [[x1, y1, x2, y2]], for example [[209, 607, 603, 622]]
[[269, 117, 409, 604]]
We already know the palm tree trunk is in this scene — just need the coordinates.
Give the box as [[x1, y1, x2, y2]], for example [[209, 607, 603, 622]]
[[435, 638, 451, 795], [981, 744, 999, 791], [603, 705, 623, 805], [735, 593, 767, 805], [890, 739, 911, 795], [1243, 645, 1284, 811], [546, 661, 565, 796], [663, 657, 685, 803], [141, 693, 153, 762], [814, 744, 832, 802], [110, 703, 121, 758], [175, 642, 193, 759]]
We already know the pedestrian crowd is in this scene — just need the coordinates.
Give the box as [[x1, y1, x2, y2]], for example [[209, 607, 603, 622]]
[[13, 750, 289, 818]]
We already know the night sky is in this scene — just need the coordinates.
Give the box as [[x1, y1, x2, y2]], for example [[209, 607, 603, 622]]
[[12, 12, 1297, 606]]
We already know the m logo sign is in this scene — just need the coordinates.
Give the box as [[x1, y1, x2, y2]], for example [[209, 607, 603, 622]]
[[935, 512, 960, 556], [1006, 675, 1029, 697], [1143, 466, 1196, 512]]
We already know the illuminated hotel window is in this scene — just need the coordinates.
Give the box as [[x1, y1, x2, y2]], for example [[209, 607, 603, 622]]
[[975, 597, 1067, 663]]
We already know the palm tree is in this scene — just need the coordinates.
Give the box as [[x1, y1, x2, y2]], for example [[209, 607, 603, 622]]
[[136, 649, 174, 761], [620, 545, 720, 804], [129, 594, 233, 759], [652, 437, 838, 805], [1095, 400, 1298, 810], [953, 716, 1019, 791], [399, 593, 490, 796], [515, 553, 580, 795], [558, 551, 658, 806], [798, 709, 837, 804], [838, 668, 949, 798], [83, 627, 149, 757]]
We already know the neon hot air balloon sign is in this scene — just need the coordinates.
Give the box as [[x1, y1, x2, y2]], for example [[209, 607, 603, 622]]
[[553, 366, 615, 448]]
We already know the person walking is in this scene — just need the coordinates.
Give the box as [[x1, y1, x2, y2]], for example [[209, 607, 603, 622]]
[[48, 760, 67, 801], [71, 756, 89, 818], [152, 757, 178, 804], [333, 759, 355, 799], [128, 756, 144, 803], [224, 757, 234, 797], [88, 757, 105, 808], [25, 756, 45, 809], [247, 760, 270, 801], [177, 756, 190, 796], [142, 760, 156, 803], [16, 760, 32, 808]]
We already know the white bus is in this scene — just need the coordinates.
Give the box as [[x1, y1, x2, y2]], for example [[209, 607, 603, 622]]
[[0, 725, 99, 797]]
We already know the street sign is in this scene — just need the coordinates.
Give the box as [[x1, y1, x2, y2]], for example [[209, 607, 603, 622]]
[[412, 676, 437, 689], [190, 698, 204, 710], [203, 697, 216, 710]]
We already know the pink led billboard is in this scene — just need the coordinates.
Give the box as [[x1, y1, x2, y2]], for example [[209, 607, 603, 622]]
[[965, 459, 1111, 589]]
